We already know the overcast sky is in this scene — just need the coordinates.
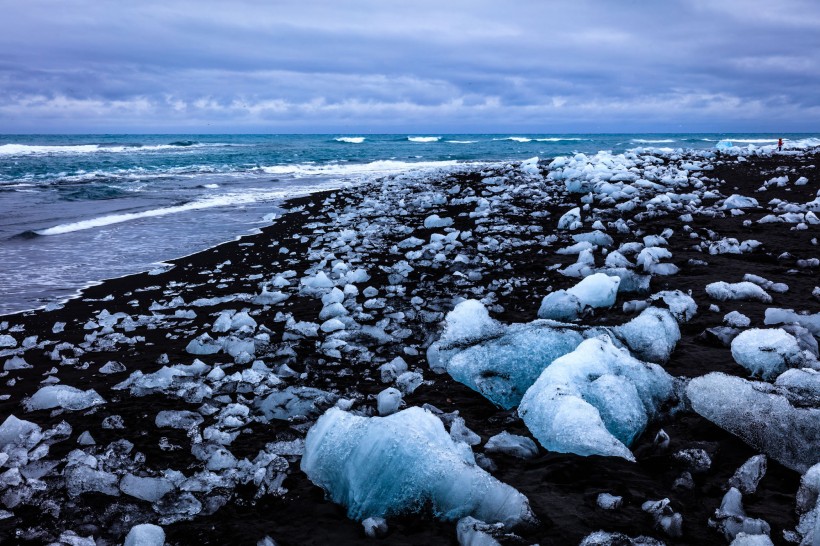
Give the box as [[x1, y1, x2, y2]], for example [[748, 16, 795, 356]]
[[1, 0, 818, 133]]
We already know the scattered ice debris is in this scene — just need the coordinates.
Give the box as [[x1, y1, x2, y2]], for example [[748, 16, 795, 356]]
[[730, 328, 808, 380], [708, 487, 771, 541], [706, 281, 773, 303], [518, 336, 677, 460], [23, 385, 105, 411], [301, 407, 534, 527], [687, 372, 820, 472], [456, 516, 509, 546]]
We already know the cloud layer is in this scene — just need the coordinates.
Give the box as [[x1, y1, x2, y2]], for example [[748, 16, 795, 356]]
[[1, 0, 818, 132]]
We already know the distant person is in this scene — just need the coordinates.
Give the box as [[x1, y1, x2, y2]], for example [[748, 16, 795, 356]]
[[778, 138, 783, 151]]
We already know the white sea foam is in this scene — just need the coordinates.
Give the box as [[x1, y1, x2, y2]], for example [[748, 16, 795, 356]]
[[631, 139, 677, 143], [407, 136, 441, 143], [446, 140, 478, 144], [334, 137, 366, 144], [731, 139, 779, 143], [534, 138, 589, 142], [0, 143, 220, 156], [494, 137, 532, 142], [259, 159, 462, 177], [34, 190, 313, 236]]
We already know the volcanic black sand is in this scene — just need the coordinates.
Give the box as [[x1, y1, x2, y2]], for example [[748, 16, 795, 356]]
[[0, 150, 818, 545]]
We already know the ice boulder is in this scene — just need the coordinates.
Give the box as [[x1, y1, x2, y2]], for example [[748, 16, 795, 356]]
[[537, 273, 621, 321], [613, 307, 681, 364], [302, 407, 533, 527], [430, 319, 584, 410], [687, 372, 820, 472], [518, 336, 677, 460], [722, 195, 759, 210], [23, 385, 106, 412], [124, 523, 166, 546], [730, 328, 806, 380]]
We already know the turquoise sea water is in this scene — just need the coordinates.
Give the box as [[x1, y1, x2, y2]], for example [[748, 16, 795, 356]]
[[0, 133, 816, 314]]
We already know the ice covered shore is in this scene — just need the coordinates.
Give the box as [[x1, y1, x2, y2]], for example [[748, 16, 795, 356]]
[[1, 141, 820, 544]]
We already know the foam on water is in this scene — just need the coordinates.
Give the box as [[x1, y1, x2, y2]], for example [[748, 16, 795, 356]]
[[334, 137, 365, 144], [407, 136, 441, 143], [259, 159, 464, 177], [0, 142, 221, 156]]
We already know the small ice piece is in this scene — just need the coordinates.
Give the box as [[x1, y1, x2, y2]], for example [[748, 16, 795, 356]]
[[253, 288, 289, 305], [124, 523, 166, 546], [377, 388, 403, 416], [320, 318, 346, 333], [23, 385, 105, 412], [0, 415, 41, 450], [120, 473, 175, 502], [723, 195, 759, 210], [424, 214, 454, 229], [579, 531, 664, 546], [435, 300, 504, 348], [709, 487, 771, 541], [256, 386, 339, 421], [379, 357, 409, 383], [518, 336, 677, 461], [155, 410, 204, 430], [362, 516, 388, 538], [450, 417, 481, 446], [186, 333, 222, 355], [456, 516, 504, 546], [301, 407, 534, 527], [729, 533, 774, 546], [4, 356, 31, 371], [687, 372, 820, 472], [743, 274, 788, 294], [728, 455, 767, 495], [65, 465, 120, 497], [396, 371, 423, 394], [483, 432, 538, 459], [557, 207, 582, 230], [795, 463, 820, 545], [537, 273, 621, 321], [706, 282, 772, 303], [77, 431, 96, 445], [597, 493, 623, 510], [649, 290, 698, 323], [724, 311, 751, 328], [641, 498, 683, 538], [672, 448, 711, 474], [0, 335, 16, 348], [730, 328, 804, 380], [99, 361, 126, 374], [613, 307, 681, 364]]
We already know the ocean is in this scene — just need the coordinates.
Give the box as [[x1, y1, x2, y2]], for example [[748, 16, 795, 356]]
[[1, 133, 817, 315]]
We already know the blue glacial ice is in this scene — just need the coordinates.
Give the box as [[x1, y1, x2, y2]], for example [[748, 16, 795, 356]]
[[687, 372, 820, 472], [518, 336, 678, 460], [537, 273, 621, 321], [301, 406, 534, 527]]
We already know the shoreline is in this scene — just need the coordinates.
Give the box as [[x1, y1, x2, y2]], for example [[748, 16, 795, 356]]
[[1, 147, 819, 544]]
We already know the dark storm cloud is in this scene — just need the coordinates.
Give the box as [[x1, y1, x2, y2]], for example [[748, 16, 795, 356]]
[[0, 0, 818, 132]]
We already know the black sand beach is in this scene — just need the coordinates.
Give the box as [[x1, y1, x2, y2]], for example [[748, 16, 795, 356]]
[[1, 149, 819, 545]]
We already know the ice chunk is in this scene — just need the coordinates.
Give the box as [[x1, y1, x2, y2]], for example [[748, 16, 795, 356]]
[[537, 273, 620, 321], [724, 311, 751, 328], [256, 386, 339, 421], [396, 371, 423, 394], [379, 357, 409, 383], [649, 290, 698, 323], [23, 385, 105, 412], [362, 517, 388, 538], [728, 455, 767, 495], [155, 410, 204, 430], [579, 531, 664, 546], [687, 373, 820, 472], [377, 388, 402, 416], [764, 308, 820, 337], [124, 523, 166, 546], [483, 432, 538, 459], [65, 464, 120, 497], [519, 336, 677, 460], [424, 214, 454, 229], [437, 300, 504, 348], [597, 493, 623, 510], [706, 282, 772, 303], [642, 498, 683, 538], [723, 195, 760, 210], [729, 534, 774, 546], [730, 328, 804, 380], [186, 333, 222, 355], [614, 307, 681, 363], [301, 407, 533, 527], [0, 415, 41, 450], [4, 356, 31, 371], [431, 320, 584, 409], [120, 473, 175, 502], [558, 207, 582, 230], [709, 487, 770, 541], [456, 516, 504, 546]]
